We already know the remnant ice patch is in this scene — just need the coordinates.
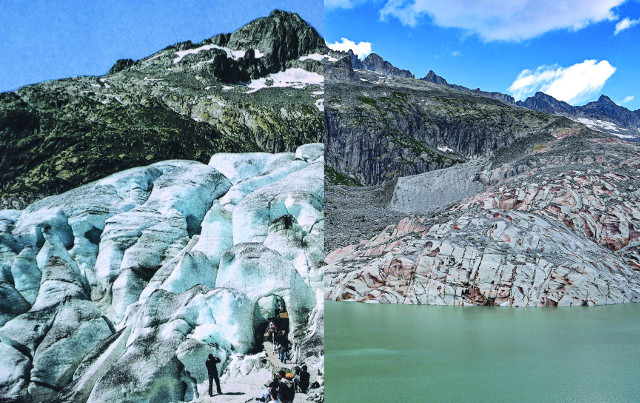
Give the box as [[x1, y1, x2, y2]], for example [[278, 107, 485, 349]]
[[254, 49, 265, 58], [222, 86, 234, 91], [438, 146, 454, 153], [574, 117, 638, 139], [246, 68, 324, 94], [315, 98, 324, 112], [299, 53, 337, 62], [173, 44, 246, 64]]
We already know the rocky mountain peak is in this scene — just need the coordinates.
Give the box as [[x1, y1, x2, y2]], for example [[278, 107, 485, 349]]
[[105, 11, 323, 82], [226, 10, 324, 60], [516, 92, 575, 115], [360, 53, 414, 78], [107, 58, 135, 75], [420, 70, 448, 85], [597, 94, 614, 104]]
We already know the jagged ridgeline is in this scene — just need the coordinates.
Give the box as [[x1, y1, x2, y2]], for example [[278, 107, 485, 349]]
[[0, 10, 324, 198], [324, 50, 584, 186]]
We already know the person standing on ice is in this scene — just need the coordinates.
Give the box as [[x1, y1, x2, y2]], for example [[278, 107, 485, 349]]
[[278, 333, 289, 363], [268, 321, 278, 352], [206, 354, 222, 396], [299, 365, 310, 393]]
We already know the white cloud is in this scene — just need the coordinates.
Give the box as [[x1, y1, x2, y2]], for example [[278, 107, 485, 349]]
[[614, 17, 640, 34], [621, 95, 635, 104], [379, 0, 624, 41], [327, 38, 373, 59], [508, 60, 616, 105], [451, 50, 461, 56], [325, 0, 369, 9]]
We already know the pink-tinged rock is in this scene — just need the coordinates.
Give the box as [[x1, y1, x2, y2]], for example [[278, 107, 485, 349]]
[[324, 244, 357, 264]]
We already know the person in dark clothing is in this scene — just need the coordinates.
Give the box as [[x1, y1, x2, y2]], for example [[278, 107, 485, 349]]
[[277, 333, 289, 363], [205, 354, 222, 396], [293, 366, 301, 391], [278, 372, 296, 403], [299, 365, 311, 393]]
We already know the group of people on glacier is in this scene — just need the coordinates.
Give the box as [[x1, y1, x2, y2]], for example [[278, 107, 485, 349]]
[[205, 351, 312, 401], [268, 317, 290, 364], [204, 305, 313, 401], [256, 367, 312, 402]]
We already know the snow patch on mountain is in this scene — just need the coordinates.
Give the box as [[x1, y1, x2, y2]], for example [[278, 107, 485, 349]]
[[574, 117, 639, 139], [299, 53, 337, 62], [246, 68, 324, 94], [173, 44, 246, 64]]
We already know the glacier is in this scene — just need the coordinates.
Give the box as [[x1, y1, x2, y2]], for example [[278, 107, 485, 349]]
[[0, 144, 324, 402]]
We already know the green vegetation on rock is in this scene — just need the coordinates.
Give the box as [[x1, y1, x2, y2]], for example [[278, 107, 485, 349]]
[[325, 166, 363, 186]]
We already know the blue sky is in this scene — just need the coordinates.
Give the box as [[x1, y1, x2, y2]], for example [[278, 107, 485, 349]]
[[0, 0, 323, 93], [326, 0, 640, 110]]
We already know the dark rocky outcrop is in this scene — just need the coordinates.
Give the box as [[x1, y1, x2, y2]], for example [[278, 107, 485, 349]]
[[107, 58, 135, 75], [226, 10, 325, 74], [421, 70, 448, 85]]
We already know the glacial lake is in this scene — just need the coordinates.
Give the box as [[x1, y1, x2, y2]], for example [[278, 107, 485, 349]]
[[325, 301, 640, 402]]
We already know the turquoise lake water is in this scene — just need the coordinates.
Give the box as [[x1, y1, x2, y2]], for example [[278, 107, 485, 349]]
[[325, 301, 640, 402]]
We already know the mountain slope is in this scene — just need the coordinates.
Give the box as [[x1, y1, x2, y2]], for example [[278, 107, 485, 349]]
[[0, 10, 324, 198], [517, 93, 640, 139], [416, 68, 640, 140], [325, 56, 580, 186]]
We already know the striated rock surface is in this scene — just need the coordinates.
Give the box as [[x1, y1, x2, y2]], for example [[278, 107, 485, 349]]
[[0, 144, 324, 402], [390, 158, 488, 214], [325, 121, 640, 306]]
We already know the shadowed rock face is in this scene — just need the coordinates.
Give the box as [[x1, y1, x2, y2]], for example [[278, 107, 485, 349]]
[[0, 144, 324, 402], [0, 10, 324, 198], [325, 128, 640, 306]]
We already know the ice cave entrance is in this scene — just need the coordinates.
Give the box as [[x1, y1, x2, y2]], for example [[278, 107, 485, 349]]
[[258, 295, 289, 338]]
